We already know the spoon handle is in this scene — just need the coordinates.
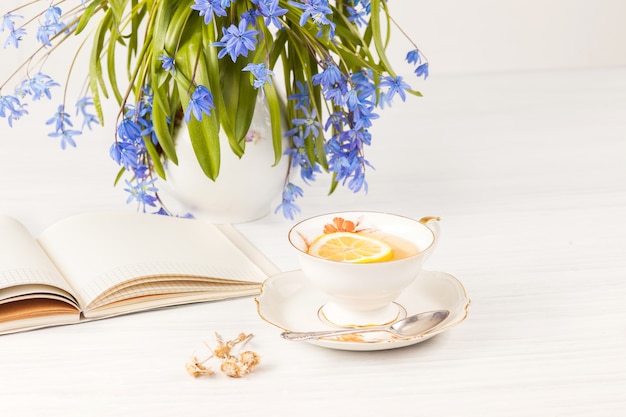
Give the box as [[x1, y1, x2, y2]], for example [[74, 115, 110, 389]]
[[281, 327, 388, 341]]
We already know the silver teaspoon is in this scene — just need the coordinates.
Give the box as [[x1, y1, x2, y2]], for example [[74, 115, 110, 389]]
[[281, 309, 450, 341]]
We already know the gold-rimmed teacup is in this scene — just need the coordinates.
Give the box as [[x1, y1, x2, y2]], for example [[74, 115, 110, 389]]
[[288, 211, 440, 327]]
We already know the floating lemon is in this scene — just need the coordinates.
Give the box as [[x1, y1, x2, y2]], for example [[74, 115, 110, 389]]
[[307, 232, 394, 263]]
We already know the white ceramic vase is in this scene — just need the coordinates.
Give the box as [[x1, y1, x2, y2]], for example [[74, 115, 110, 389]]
[[160, 96, 289, 223]]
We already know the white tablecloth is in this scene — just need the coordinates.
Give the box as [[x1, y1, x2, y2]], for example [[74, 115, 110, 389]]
[[1, 68, 625, 416]]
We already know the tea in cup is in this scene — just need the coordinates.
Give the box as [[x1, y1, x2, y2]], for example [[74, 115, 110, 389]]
[[288, 211, 439, 327]]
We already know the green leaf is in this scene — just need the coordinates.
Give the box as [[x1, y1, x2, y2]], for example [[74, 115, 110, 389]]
[[174, 25, 222, 180], [369, 0, 395, 76], [74, 0, 102, 35], [112, 166, 126, 186], [163, 2, 193, 53], [106, 28, 123, 104], [263, 82, 284, 166], [151, 85, 178, 166], [89, 9, 114, 122], [108, 0, 128, 22], [186, 114, 221, 180], [143, 135, 166, 179]]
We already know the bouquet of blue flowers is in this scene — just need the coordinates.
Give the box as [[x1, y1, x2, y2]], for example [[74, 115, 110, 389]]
[[0, 0, 428, 219]]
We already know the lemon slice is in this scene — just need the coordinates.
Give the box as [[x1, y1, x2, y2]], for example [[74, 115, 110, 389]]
[[307, 232, 394, 263]]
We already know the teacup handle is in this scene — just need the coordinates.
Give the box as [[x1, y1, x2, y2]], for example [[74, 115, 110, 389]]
[[419, 216, 441, 260]]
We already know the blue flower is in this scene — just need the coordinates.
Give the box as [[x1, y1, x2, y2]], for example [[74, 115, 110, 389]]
[[0, 94, 28, 126], [138, 89, 160, 144], [1, 12, 26, 48], [184, 85, 215, 122], [214, 20, 259, 62], [351, 69, 376, 100], [158, 53, 176, 73], [312, 63, 346, 105], [346, 5, 368, 27], [75, 96, 99, 130], [257, 0, 288, 29], [406, 49, 420, 65], [406, 49, 429, 79], [325, 130, 372, 194], [110, 140, 141, 171], [242, 63, 275, 91], [415, 63, 429, 79], [19, 72, 59, 100], [275, 182, 303, 220], [49, 127, 82, 149], [111, 104, 150, 172], [117, 116, 143, 143], [36, 7, 65, 47], [240, 9, 260, 26], [312, 63, 343, 89], [323, 111, 346, 132], [46, 104, 73, 132], [3, 26, 26, 48], [191, 0, 228, 25], [379, 75, 411, 107], [45, 104, 84, 149], [284, 131, 320, 183], [288, 107, 320, 139], [289, 0, 335, 36], [352, 0, 372, 13], [1, 12, 22, 32], [288, 80, 310, 110], [44, 6, 63, 24], [124, 178, 159, 211]]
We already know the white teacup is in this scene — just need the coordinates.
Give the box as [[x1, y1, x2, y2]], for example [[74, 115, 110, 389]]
[[288, 211, 440, 327]]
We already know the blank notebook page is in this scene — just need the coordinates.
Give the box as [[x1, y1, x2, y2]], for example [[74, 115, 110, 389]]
[[36, 213, 268, 308]]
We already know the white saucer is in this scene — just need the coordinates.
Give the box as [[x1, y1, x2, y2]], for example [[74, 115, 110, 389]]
[[255, 270, 470, 351]]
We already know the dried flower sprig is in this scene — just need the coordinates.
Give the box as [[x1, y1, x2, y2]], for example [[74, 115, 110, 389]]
[[185, 332, 260, 379], [185, 355, 215, 378]]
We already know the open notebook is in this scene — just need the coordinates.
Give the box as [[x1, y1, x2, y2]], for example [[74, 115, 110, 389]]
[[0, 212, 279, 335]]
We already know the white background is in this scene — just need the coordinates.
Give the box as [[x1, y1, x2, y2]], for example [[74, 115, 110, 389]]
[[389, 0, 626, 73], [2, 0, 626, 76]]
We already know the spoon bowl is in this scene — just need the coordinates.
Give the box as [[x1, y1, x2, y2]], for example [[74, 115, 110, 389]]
[[281, 309, 450, 341]]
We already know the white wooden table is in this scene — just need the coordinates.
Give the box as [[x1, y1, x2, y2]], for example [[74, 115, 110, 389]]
[[1, 68, 625, 416]]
